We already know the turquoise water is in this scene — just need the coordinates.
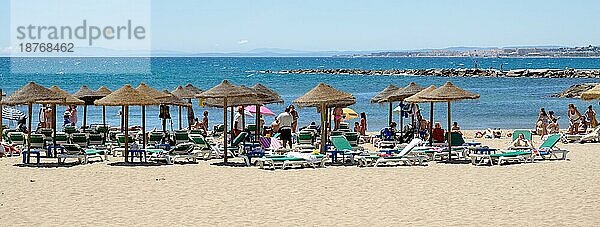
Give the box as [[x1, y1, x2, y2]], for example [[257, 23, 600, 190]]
[[1, 57, 599, 131]]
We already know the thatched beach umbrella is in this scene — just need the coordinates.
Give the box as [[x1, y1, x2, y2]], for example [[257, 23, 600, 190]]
[[405, 85, 443, 144], [158, 90, 191, 133], [3, 82, 64, 157], [294, 83, 356, 153], [136, 83, 169, 149], [95, 86, 112, 134], [95, 85, 159, 162], [371, 85, 400, 125], [172, 84, 202, 130], [73, 85, 104, 129], [196, 80, 256, 163], [581, 84, 600, 101], [251, 83, 283, 139], [44, 86, 86, 148], [421, 82, 480, 161], [383, 82, 424, 135]]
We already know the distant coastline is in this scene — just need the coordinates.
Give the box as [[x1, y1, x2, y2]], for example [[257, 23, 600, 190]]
[[262, 68, 600, 79]]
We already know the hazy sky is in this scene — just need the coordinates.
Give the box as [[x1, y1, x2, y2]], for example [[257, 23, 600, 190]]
[[2, 0, 600, 52]]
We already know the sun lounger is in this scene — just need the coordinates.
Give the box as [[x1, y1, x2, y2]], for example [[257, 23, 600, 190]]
[[57, 144, 105, 164], [29, 133, 45, 149], [576, 126, 600, 143], [255, 152, 327, 170], [531, 134, 569, 160], [356, 138, 428, 167], [174, 130, 190, 145], [150, 143, 197, 164], [328, 135, 363, 164], [71, 133, 88, 148], [54, 132, 69, 146], [8, 132, 26, 147]]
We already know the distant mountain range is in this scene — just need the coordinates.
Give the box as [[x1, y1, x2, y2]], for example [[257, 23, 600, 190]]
[[0, 45, 590, 57]]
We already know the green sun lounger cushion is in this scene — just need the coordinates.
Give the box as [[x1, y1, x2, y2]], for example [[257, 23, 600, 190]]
[[84, 149, 105, 155]]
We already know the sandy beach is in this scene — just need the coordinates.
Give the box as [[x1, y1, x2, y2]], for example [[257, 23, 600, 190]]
[[0, 130, 599, 226]]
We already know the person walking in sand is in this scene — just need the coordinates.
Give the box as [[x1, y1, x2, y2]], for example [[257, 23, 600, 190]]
[[277, 107, 293, 148], [567, 104, 582, 135], [233, 106, 244, 138]]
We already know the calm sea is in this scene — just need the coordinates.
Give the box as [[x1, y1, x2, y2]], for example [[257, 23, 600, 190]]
[[1, 57, 599, 131]]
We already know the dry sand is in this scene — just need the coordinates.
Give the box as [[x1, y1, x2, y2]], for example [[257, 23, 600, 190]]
[[1, 130, 599, 226]]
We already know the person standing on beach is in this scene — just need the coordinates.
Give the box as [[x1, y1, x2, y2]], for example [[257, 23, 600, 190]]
[[277, 107, 293, 148], [201, 110, 209, 134], [289, 105, 299, 133], [536, 108, 549, 137], [359, 112, 367, 136], [333, 106, 343, 130], [585, 105, 598, 128], [68, 105, 77, 127], [233, 106, 244, 138], [567, 104, 582, 134]]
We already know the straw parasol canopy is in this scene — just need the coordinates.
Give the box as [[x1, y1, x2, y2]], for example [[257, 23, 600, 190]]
[[405, 85, 444, 103], [136, 83, 170, 99], [159, 90, 191, 107], [294, 83, 356, 153], [94, 84, 160, 106], [251, 83, 284, 104], [581, 84, 600, 101], [371, 85, 400, 104], [420, 82, 480, 101], [96, 86, 112, 96], [383, 82, 424, 103], [421, 82, 480, 161], [195, 80, 258, 163], [44, 86, 85, 105], [294, 83, 356, 108], [74, 85, 104, 99], [196, 80, 255, 99], [172, 84, 202, 99], [3, 82, 64, 106]]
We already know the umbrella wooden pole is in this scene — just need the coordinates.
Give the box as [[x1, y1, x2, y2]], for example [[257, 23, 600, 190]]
[[241, 105, 246, 130], [320, 103, 326, 153], [411, 104, 415, 138], [162, 105, 167, 133], [255, 104, 261, 141], [27, 103, 32, 156], [388, 102, 393, 125], [142, 106, 146, 149], [447, 101, 452, 162], [399, 101, 404, 134], [230, 107, 234, 142], [120, 106, 124, 132], [102, 106, 107, 140], [223, 97, 228, 163], [429, 102, 434, 145], [178, 106, 182, 130], [83, 105, 87, 129], [124, 105, 129, 162], [52, 104, 57, 148]]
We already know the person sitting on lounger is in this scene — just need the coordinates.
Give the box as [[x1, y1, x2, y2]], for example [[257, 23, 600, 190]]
[[511, 133, 532, 148], [432, 122, 445, 143]]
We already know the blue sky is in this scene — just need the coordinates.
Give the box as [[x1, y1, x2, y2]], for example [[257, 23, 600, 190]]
[[2, 0, 600, 53]]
